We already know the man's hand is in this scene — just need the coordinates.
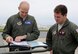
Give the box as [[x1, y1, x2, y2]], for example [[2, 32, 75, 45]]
[[6, 36, 13, 43], [15, 35, 27, 42]]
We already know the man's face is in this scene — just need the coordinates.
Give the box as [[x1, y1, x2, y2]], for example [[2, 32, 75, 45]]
[[19, 7, 29, 18], [54, 12, 66, 24]]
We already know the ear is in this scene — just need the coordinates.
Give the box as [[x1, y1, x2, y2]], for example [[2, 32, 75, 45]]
[[64, 14, 67, 17]]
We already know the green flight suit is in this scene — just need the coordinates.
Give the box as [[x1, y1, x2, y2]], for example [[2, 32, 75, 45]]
[[2, 13, 40, 54], [2, 13, 40, 41], [46, 19, 78, 54]]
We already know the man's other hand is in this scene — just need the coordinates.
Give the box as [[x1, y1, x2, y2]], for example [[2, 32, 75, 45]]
[[15, 35, 27, 42], [6, 36, 13, 43]]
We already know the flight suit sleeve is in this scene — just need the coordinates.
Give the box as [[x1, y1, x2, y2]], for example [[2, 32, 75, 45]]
[[26, 18, 40, 41], [2, 18, 12, 40], [46, 27, 52, 50], [71, 25, 78, 43]]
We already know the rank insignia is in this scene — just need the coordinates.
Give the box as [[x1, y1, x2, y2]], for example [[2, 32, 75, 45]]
[[17, 21, 22, 25], [53, 31, 56, 35]]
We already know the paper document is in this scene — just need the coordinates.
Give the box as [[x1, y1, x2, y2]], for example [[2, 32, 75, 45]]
[[11, 41, 47, 47], [27, 41, 47, 47], [12, 41, 29, 46]]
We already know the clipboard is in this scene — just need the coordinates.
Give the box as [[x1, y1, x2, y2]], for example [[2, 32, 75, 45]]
[[0, 41, 49, 54], [11, 41, 47, 48]]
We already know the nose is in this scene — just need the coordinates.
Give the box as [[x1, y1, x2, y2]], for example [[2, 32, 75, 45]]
[[23, 12, 26, 15]]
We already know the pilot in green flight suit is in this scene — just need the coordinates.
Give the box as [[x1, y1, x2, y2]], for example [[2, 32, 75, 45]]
[[46, 4, 78, 54], [2, 1, 40, 54]]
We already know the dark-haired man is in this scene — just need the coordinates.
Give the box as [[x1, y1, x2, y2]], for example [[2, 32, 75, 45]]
[[46, 4, 78, 54]]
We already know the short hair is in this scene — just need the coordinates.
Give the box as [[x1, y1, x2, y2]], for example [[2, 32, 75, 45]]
[[54, 4, 68, 16], [19, 1, 29, 8]]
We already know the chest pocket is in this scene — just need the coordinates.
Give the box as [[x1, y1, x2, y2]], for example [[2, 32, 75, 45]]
[[24, 21, 33, 31], [58, 29, 72, 41]]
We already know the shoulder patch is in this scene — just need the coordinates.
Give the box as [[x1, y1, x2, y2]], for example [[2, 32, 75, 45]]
[[76, 29, 78, 33]]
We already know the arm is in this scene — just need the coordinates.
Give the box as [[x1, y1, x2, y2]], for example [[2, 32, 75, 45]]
[[71, 26, 78, 42], [2, 18, 13, 43], [46, 27, 52, 50]]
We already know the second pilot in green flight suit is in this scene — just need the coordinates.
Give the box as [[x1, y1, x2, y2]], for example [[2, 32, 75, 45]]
[[46, 4, 78, 54]]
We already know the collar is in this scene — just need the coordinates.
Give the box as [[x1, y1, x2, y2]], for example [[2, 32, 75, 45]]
[[56, 19, 70, 31], [62, 19, 70, 28], [17, 13, 28, 21]]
